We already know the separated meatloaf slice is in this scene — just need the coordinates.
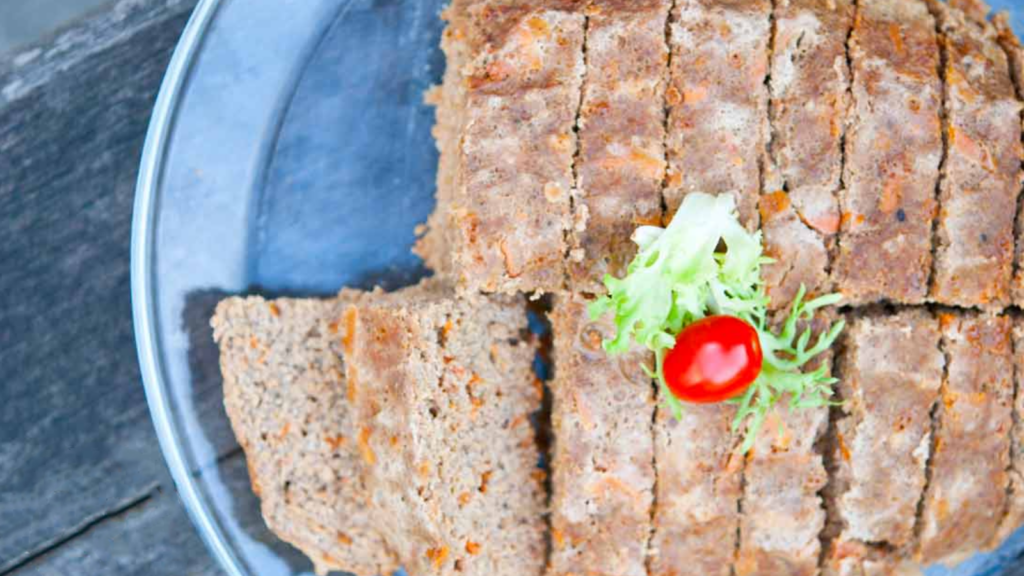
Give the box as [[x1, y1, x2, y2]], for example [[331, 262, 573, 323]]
[[663, 0, 772, 229], [212, 296, 397, 576], [760, 0, 852, 310], [342, 287, 546, 576], [735, 312, 833, 576]]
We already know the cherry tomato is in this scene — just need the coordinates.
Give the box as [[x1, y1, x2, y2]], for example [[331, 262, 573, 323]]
[[663, 315, 763, 403]]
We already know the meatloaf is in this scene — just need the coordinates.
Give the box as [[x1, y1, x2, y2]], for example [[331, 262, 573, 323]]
[[928, 0, 1022, 309], [735, 312, 834, 576], [546, 294, 656, 576], [415, 1, 585, 294], [341, 284, 546, 576], [760, 0, 852, 309], [663, 0, 771, 229], [917, 313, 1014, 565], [821, 310, 945, 574], [212, 0, 1024, 574], [566, 0, 669, 292], [212, 295, 397, 576], [648, 399, 743, 576], [831, 0, 943, 305]]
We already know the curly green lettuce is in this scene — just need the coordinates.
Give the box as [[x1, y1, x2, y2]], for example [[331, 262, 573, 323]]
[[588, 192, 844, 452]]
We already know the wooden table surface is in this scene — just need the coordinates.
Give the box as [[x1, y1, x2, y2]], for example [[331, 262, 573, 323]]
[[0, 1, 243, 574]]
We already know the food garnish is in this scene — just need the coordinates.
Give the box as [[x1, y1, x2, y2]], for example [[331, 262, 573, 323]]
[[589, 192, 843, 451], [663, 315, 763, 404]]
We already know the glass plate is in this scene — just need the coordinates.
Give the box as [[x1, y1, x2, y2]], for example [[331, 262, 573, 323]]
[[131, 0, 1024, 574]]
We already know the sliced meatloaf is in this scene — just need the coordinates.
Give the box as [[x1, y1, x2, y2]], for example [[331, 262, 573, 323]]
[[212, 295, 397, 576], [993, 13, 1024, 307], [831, 0, 942, 305], [761, 0, 852, 309], [928, 0, 1022, 309], [416, 1, 585, 294], [822, 310, 944, 574], [566, 0, 669, 292], [735, 312, 833, 576], [917, 313, 1014, 565], [341, 286, 546, 576], [663, 0, 771, 229], [737, 401, 829, 576], [648, 402, 743, 576], [546, 294, 656, 576], [997, 319, 1024, 544]]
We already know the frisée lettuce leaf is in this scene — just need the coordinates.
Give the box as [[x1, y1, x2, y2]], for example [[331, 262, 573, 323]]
[[588, 192, 844, 452]]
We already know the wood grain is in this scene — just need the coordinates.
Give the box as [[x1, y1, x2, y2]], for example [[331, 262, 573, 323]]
[[0, 2, 234, 574]]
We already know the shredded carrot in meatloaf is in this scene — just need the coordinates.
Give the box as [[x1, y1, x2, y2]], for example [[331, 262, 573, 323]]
[[426, 546, 449, 567], [357, 427, 375, 465], [340, 307, 358, 355], [759, 190, 790, 220], [323, 435, 347, 450], [346, 365, 358, 402]]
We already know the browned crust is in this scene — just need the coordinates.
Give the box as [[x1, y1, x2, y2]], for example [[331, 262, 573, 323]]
[[546, 294, 656, 576], [917, 313, 1014, 565], [662, 0, 772, 229], [566, 2, 670, 292], [831, 0, 942, 305], [821, 310, 943, 574], [761, 0, 853, 309], [928, 1, 1022, 309], [211, 296, 398, 576]]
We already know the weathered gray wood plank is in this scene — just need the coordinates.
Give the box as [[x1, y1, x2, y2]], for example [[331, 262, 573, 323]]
[[0, 1, 228, 572], [0, 0, 196, 106], [10, 488, 219, 576], [11, 451, 310, 576]]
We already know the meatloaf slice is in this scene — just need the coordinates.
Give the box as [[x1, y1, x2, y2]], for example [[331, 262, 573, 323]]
[[546, 294, 656, 576], [821, 310, 943, 574], [928, 0, 1022, 309], [649, 404, 743, 576], [342, 287, 545, 576], [831, 0, 942, 305], [663, 0, 771, 229], [735, 313, 833, 576], [212, 296, 397, 576], [761, 0, 852, 309], [416, 2, 585, 294], [917, 313, 1014, 565], [993, 14, 1024, 307], [566, 0, 669, 292], [737, 403, 829, 576], [996, 319, 1024, 544]]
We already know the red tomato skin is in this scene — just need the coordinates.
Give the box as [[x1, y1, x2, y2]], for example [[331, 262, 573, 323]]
[[663, 315, 763, 404]]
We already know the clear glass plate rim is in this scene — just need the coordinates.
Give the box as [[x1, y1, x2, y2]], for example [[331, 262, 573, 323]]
[[129, 2, 248, 575]]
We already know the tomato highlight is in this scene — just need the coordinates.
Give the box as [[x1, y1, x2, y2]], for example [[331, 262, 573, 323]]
[[662, 315, 763, 404]]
